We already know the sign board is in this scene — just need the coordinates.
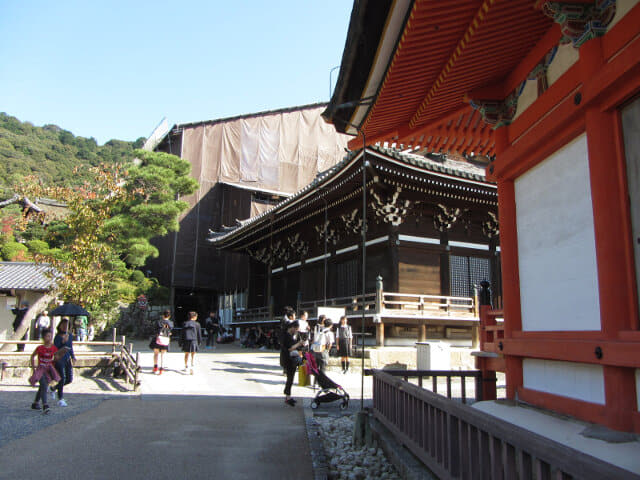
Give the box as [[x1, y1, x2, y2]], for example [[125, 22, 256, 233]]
[[317, 307, 344, 325]]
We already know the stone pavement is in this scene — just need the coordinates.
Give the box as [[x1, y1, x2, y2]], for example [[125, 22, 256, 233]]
[[0, 343, 373, 480]]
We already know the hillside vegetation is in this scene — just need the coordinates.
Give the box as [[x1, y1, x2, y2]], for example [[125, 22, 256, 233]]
[[0, 112, 145, 190]]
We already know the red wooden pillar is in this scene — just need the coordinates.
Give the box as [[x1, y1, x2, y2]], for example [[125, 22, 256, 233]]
[[495, 126, 524, 401]]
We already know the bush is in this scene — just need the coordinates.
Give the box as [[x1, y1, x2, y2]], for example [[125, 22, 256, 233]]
[[1, 241, 30, 261]]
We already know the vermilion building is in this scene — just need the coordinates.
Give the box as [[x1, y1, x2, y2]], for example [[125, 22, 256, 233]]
[[324, 0, 640, 434]]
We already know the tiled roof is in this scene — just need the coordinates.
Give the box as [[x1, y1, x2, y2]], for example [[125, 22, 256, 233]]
[[0, 262, 58, 291], [207, 146, 492, 245]]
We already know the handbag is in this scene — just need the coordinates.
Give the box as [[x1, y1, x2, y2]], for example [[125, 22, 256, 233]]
[[298, 364, 310, 386], [156, 334, 170, 346]]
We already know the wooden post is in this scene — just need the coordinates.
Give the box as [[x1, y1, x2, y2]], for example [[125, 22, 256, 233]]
[[128, 343, 133, 356], [112, 328, 117, 354], [418, 324, 427, 343], [375, 275, 383, 314], [375, 322, 384, 347], [134, 352, 140, 391], [471, 325, 480, 349], [121, 335, 126, 348]]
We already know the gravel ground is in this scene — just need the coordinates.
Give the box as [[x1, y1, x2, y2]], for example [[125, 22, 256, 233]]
[[315, 414, 400, 480], [0, 373, 137, 447]]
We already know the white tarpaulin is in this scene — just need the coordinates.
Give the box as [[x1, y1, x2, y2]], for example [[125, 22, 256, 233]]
[[180, 105, 350, 196]]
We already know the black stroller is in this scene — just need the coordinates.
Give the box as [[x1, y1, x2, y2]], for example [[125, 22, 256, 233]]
[[304, 352, 349, 410]]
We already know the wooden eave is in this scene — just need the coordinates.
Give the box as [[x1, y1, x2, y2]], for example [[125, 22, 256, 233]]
[[209, 147, 497, 253], [335, 0, 555, 156]]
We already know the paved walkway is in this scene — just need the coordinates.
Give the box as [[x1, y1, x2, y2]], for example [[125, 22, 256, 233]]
[[0, 343, 372, 480]]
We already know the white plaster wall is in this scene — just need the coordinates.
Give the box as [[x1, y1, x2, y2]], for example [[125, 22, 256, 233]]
[[513, 78, 538, 121], [515, 134, 601, 331], [523, 358, 605, 405], [609, 0, 639, 30], [547, 43, 579, 87]]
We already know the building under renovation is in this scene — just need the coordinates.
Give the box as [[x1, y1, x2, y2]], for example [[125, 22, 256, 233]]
[[148, 103, 350, 323]]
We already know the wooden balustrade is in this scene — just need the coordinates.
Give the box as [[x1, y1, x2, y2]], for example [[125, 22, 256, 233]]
[[371, 370, 637, 480]]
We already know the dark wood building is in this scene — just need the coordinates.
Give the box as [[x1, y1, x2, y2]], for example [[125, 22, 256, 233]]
[[147, 104, 350, 323], [209, 146, 500, 344]]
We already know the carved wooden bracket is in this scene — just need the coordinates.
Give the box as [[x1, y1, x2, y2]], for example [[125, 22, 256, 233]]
[[370, 187, 411, 226], [540, 0, 616, 48], [434, 204, 462, 232]]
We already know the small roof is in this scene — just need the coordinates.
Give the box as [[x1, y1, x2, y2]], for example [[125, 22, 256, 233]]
[[0, 262, 58, 291]]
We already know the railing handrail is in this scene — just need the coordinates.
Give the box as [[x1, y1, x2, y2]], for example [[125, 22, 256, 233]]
[[383, 292, 474, 303], [372, 370, 637, 479]]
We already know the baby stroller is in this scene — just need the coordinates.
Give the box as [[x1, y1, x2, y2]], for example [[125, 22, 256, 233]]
[[304, 352, 349, 410]]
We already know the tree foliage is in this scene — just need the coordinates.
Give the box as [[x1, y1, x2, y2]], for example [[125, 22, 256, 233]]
[[0, 112, 144, 191], [12, 152, 197, 319]]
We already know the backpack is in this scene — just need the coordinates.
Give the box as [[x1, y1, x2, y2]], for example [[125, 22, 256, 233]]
[[311, 329, 326, 353], [182, 322, 198, 341]]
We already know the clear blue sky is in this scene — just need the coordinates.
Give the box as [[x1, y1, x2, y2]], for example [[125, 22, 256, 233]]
[[0, 1, 352, 144]]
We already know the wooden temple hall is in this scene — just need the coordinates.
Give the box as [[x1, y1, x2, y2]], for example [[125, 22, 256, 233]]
[[208, 145, 500, 345]]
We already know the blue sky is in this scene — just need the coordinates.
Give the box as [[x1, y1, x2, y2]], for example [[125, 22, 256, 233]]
[[0, 1, 352, 144]]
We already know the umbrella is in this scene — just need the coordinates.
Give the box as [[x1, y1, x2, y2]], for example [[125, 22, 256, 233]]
[[50, 303, 90, 317]]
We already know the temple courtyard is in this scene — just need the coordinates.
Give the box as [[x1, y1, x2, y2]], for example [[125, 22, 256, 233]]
[[0, 344, 373, 480]]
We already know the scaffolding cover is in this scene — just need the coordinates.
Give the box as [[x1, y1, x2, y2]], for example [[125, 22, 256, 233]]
[[180, 105, 350, 194]]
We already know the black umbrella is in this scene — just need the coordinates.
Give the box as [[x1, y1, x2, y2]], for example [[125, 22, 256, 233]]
[[50, 303, 90, 317]]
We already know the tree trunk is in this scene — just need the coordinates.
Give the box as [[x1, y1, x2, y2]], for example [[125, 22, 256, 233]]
[[0, 293, 55, 352]]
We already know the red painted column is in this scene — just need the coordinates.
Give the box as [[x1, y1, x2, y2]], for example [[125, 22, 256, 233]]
[[583, 37, 638, 431], [494, 127, 524, 401]]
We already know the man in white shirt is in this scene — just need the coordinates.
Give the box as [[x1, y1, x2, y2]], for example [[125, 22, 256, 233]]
[[35, 310, 50, 340]]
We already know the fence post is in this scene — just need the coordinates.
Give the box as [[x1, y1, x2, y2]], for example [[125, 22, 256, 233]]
[[375, 275, 383, 314], [112, 328, 117, 354], [134, 351, 140, 391]]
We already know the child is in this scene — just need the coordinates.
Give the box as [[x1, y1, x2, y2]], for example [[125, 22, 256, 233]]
[[29, 328, 61, 414]]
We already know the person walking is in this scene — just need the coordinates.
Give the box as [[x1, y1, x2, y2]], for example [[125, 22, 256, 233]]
[[53, 319, 75, 407], [181, 311, 202, 375], [280, 320, 303, 407], [310, 315, 328, 389], [149, 310, 173, 375], [205, 311, 219, 349], [74, 314, 88, 342], [336, 316, 353, 373], [34, 310, 50, 341], [29, 328, 61, 414]]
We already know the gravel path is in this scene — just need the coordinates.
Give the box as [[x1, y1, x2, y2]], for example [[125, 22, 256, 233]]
[[0, 373, 136, 447], [314, 414, 400, 480]]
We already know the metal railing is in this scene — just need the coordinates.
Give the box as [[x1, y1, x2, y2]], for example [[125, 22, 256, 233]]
[[371, 370, 636, 480]]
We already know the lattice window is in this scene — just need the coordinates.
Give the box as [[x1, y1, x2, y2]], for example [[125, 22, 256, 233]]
[[450, 255, 490, 298], [336, 259, 358, 297]]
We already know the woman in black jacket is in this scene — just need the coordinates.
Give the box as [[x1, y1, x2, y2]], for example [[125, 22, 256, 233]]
[[149, 310, 173, 375], [280, 320, 303, 407]]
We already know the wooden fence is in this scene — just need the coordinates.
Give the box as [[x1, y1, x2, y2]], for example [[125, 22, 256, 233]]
[[0, 328, 141, 391], [368, 369, 482, 404], [371, 369, 639, 480]]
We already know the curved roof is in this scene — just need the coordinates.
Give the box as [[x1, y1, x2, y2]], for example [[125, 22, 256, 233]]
[[324, 0, 555, 156], [208, 146, 493, 248]]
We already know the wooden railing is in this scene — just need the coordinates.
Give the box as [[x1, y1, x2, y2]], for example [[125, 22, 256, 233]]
[[479, 307, 504, 353], [381, 292, 475, 318], [235, 306, 272, 324], [371, 370, 636, 480], [299, 293, 377, 317], [0, 328, 141, 391], [367, 369, 482, 404]]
